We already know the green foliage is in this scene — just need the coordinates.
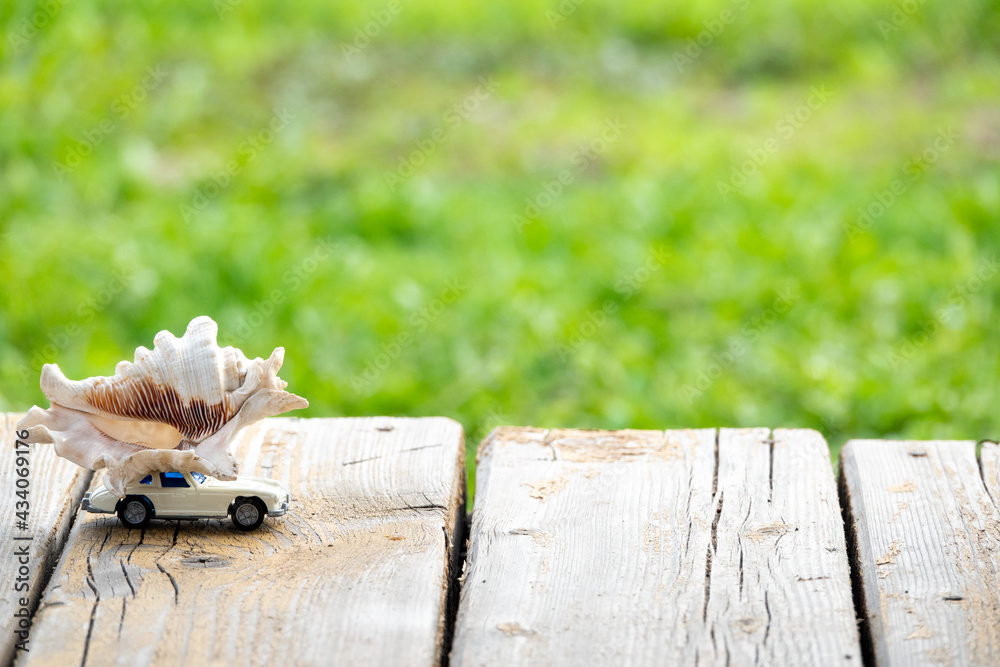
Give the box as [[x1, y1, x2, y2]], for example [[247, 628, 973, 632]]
[[2, 0, 998, 497]]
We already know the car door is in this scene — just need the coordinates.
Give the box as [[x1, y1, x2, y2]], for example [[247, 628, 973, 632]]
[[188, 471, 230, 516], [157, 472, 192, 516]]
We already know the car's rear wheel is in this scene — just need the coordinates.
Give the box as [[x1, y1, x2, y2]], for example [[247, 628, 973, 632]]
[[117, 496, 153, 529], [231, 497, 265, 531]]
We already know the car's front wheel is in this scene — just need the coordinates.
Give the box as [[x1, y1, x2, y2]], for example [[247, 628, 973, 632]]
[[117, 496, 153, 530], [231, 497, 265, 531]]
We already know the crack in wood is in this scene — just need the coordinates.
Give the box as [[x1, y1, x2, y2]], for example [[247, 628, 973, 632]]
[[98, 526, 112, 552], [703, 429, 721, 624], [389, 503, 448, 514], [120, 562, 136, 598], [341, 455, 381, 466], [402, 444, 444, 453], [118, 598, 126, 639], [766, 435, 775, 502], [738, 540, 744, 596], [763, 590, 771, 647], [80, 555, 100, 667], [79, 600, 97, 667], [156, 562, 179, 604]]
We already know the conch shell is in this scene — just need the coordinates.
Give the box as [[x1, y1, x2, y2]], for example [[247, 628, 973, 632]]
[[17, 316, 308, 496]]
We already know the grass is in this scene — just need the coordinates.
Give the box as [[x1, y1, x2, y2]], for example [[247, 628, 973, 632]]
[[2, 0, 999, 498]]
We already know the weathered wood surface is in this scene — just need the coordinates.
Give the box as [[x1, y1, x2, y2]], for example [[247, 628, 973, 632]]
[[841, 439, 1000, 666], [0, 412, 91, 667], [22, 416, 465, 667], [451, 427, 861, 666]]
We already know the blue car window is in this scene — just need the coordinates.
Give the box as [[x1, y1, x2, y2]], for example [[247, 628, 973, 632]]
[[191, 471, 207, 484], [140, 475, 152, 485], [160, 472, 190, 488]]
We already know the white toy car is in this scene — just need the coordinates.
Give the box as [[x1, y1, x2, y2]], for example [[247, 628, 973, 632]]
[[81, 471, 291, 532]]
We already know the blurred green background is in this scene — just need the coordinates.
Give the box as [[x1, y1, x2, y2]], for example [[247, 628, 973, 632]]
[[2, 0, 999, 494]]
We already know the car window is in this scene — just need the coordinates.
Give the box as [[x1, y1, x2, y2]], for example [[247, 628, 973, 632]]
[[140, 475, 152, 485], [191, 471, 207, 484], [160, 472, 190, 488]]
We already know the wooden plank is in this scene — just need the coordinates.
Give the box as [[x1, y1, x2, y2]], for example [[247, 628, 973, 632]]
[[840, 439, 1000, 665], [0, 412, 91, 666], [22, 416, 465, 667], [706, 428, 861, 664], [450, 427, 860, 666]]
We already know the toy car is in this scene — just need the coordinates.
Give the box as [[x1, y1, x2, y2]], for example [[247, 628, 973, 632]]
[[81, 471, 291, 532]]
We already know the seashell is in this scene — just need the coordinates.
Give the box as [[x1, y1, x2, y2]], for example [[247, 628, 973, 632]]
[[17, 316, 308, 496]]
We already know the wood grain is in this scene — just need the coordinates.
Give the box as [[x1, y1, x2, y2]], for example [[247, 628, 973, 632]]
[[22, 416, 465, 667], [0, 412, 91, 667], [450, 427, 860, 666], [840, 439, 1000, 665]]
